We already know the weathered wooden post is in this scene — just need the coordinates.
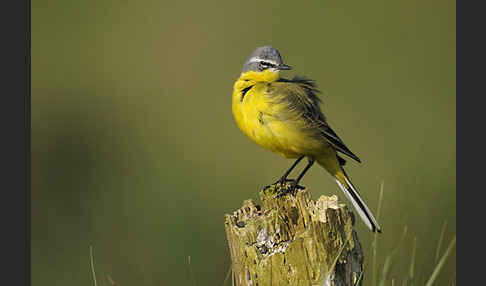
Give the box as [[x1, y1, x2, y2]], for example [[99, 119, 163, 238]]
[[225, 182, 364, 286]]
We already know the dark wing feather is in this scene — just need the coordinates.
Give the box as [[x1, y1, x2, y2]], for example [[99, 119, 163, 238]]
[[319, 124, 361, 163], [273, 76, 362, 163]]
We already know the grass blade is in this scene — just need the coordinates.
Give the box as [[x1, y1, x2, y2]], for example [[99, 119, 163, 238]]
[[321, 236, 350, 285], [376, 180, 385, 227], [371, 180, 385, 286], [425, 235, 456, 286], [449, 271, 456, 286], [329, 238, 349, 273], [188, 256, 197, 286], [354, 271, 364, 286], [435, 220, 448, 263], [409, 236, 417, 284], [378, 226, 407, 286], [222, 263, 233, 286], [89, 245, 98, 286]]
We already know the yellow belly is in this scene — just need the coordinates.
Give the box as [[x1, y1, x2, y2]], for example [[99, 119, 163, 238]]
[[232, 78, 326, 159]]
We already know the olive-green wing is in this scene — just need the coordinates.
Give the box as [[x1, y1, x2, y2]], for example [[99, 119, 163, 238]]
[[268, 77, 361, 163]]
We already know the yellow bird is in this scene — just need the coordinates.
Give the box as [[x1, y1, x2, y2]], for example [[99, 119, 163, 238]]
[[232, 46, 382, 233]]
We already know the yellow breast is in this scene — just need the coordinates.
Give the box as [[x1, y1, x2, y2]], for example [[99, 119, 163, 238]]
[[232, 70, 312, 158]]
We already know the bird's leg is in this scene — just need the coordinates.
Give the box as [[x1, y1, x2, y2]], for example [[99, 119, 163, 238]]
[[288, 158, 315, 193], [264, 156, 305, 191], [277, 155, 305, 184]]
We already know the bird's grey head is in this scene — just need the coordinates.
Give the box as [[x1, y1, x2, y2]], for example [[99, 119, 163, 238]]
[[241, 46, 292, 73]]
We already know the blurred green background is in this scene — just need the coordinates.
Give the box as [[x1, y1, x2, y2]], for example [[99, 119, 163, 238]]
[[32, 0, 455, 285]]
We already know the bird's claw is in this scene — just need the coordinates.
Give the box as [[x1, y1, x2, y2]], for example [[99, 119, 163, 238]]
[[264, 178, 293, 190], [276, 180, 304, 198], [264, 177, 304, 198]]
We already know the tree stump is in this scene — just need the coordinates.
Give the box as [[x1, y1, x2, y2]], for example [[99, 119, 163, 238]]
[[224, 182, 364, 286]]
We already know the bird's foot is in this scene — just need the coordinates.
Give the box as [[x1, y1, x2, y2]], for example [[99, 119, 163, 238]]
[[264, 177, 294, 190], [276, 180, 305, 198]]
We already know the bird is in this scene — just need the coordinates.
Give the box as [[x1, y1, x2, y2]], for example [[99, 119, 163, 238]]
[[232, 46, 382, 233]]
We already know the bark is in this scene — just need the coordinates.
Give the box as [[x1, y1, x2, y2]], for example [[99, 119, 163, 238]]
[[224, 182, 364, 286]]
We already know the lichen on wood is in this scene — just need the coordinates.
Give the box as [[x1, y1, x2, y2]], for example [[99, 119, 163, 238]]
[[224, 182, 364, 286]]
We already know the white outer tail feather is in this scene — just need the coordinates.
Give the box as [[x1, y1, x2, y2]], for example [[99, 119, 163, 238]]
[[335, 177, 382, 232]]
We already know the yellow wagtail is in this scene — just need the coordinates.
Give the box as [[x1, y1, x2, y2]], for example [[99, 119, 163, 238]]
[[232, 46, 381, 233]]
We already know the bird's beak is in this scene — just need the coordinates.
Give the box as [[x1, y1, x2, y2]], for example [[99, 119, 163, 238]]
[[278, 64, 292, 70]]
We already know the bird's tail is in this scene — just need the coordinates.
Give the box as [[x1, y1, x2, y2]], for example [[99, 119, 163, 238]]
[[333, 169, 382, 232]]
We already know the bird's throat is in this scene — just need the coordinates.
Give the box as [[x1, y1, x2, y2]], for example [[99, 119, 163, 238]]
[[238, 70, 280, 83], [234, 70, 280, 95]]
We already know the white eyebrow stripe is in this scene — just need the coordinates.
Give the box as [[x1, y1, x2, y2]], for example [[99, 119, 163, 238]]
[[247, 57, 279, 66]]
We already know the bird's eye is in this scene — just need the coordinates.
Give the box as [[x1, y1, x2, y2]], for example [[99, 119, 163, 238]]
[[259, 61, 272, 69]]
